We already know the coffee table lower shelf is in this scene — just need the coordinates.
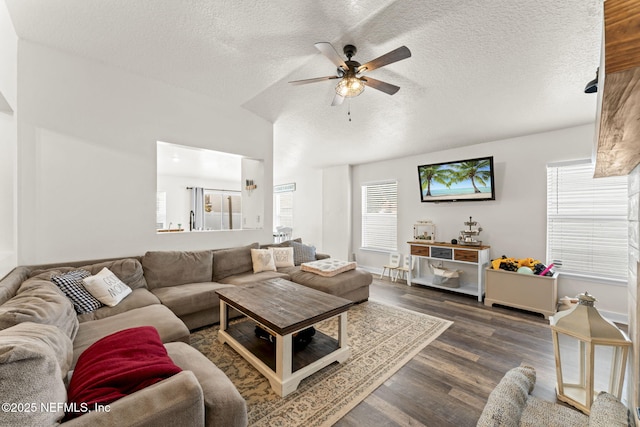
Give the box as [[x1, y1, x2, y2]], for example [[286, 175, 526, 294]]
[[218, 301, 350, 397]]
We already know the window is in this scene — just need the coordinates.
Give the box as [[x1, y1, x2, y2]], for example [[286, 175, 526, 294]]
[[546, 160, 628, 282], [362, 181, 397, 251], [274, 192, 293, 228]]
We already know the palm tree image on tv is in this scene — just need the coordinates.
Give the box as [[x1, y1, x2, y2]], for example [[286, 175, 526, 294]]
[[419, 157, 494, 201], [419, 165, 451, 196], [450, 159, 492, 193]]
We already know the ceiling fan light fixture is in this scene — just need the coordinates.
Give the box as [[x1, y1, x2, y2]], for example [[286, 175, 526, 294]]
[[335, 76, 365, 98]]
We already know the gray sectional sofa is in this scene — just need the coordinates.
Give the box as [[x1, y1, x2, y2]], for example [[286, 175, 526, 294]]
[[0, 239, 372, 426]]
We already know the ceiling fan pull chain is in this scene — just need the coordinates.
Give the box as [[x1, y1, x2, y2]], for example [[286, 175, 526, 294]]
[[348, 100, 352, 122]]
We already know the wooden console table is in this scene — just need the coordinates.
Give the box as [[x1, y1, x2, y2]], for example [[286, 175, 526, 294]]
[[407, 241, 490, 302]]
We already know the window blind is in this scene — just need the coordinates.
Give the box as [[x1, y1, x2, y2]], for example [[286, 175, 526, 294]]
[[274, 192, 294, 228], [362, 181, 397, 251], [546, 161, 628, 281]]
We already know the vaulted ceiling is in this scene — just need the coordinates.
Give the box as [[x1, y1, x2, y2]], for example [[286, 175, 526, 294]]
[[5, 0, 603, 178]]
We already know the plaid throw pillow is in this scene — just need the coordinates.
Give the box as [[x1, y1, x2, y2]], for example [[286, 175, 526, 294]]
[[51, 270, 104, 315], [290, 241, 317, 265]]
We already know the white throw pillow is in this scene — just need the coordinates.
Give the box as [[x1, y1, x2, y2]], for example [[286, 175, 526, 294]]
[[82, 267, 132, 307], [251, 248, 276, 273], [272, 246, 295, 268]]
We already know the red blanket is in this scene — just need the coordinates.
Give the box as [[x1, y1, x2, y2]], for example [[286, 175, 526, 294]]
[[66, 326, 182, 419]]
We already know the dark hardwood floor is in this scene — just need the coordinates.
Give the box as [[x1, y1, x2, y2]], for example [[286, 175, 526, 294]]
[[334, 277, 559, 427]]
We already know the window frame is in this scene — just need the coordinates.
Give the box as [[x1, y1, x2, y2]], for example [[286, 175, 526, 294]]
[[546, 160, 628, 284], [361, 180, 398, 252]]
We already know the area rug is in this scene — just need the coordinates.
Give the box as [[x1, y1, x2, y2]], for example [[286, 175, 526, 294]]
[[190, 300, 452, 427]]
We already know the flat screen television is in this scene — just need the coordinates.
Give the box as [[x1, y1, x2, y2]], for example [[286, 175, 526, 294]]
[[418, 156, 495, 202]]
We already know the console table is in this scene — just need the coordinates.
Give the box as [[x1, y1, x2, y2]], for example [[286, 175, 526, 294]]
[[407, 241, 490, 301]]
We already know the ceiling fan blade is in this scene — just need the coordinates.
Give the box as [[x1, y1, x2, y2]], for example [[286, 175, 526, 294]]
[[331, 93, 345, 106], [361, 76, 400, 95], [289, 75, 340, 85], [314, 42, 349, 71], [357, 46, 411, 73]]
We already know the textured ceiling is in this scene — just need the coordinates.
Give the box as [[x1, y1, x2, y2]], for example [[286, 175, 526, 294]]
[[5, 0, 604, 178]]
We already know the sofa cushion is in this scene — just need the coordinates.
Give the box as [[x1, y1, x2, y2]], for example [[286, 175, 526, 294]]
[[0, 322, 72, 425], [0, 266, 30, 306], [261, 237, 302, 249], [142, 250, 213, 289], [212, 243, 259, 281], [72, 304, 190, 367], [66, 326, 182, 420], [272, 246, 295, 268], [251, 248, 276, 273], [151, 282, 235, 317], [82, 258, 148, 290], [30, 258, 149, 290], [288, 267, 372, 298], [76, 288, 161, 323], [218, 271, 291, 286], [82, 267, 133, 307], [0, 321, 73, 379], [51, 269, 104, 314], [0, 279, 79, 339], [290, 241, 317, 265]]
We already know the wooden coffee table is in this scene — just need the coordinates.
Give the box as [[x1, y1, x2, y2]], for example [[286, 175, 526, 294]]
[[216, 278, 353, 397]]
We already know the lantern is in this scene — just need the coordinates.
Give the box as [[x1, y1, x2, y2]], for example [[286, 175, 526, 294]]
[[549, 292, 631, 414]]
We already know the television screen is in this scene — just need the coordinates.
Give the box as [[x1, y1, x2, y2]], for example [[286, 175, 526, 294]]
[[418, 156, 495, 202]]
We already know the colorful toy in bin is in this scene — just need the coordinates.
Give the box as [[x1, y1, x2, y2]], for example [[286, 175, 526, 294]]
[[491, 255, 555, 276]]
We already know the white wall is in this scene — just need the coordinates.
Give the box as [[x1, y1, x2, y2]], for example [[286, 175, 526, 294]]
[[16, 41, 273, 265], [241, 158, 265, 229], [274, 168, 324, 249], [349, 124, 627, 321], [322, 165, 351, 260], [0, 1, 17, 278]]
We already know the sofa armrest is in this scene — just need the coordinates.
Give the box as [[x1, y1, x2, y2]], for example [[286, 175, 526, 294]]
[[589, 392, 635, 427], [315, 253, 330, 260], [61, 370, 204, 427], [477, 365, 536, 427], [165, 342, 247, 427]]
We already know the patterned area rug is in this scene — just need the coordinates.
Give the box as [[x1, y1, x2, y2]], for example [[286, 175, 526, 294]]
[[190, 300, 452, 427]]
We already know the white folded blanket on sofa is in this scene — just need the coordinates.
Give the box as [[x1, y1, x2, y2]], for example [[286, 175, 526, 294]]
[[300, 259, 357, 277]]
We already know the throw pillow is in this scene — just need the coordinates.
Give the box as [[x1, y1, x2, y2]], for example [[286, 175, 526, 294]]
[[272, 246, 295, 268], [65, 326, 182, 420], [290, 241, 317, 265], [82, 267, 132, 307], [251, 248, 277, 273], [51, 270, 104, 315]]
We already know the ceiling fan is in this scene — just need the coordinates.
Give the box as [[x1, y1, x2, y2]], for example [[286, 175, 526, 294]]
[[289, 42, 411, 106]]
